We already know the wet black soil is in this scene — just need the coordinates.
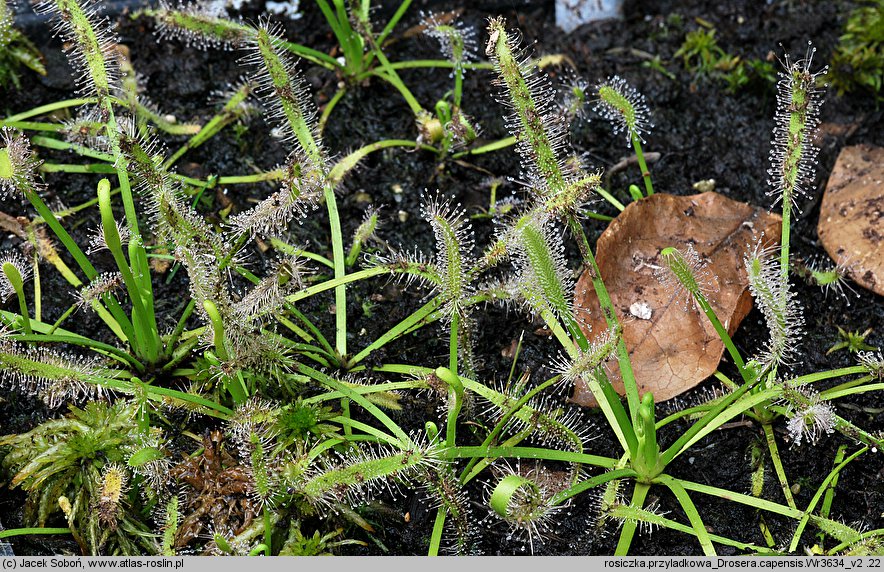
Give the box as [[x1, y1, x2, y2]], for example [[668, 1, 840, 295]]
[[1, 0, 883, 557]]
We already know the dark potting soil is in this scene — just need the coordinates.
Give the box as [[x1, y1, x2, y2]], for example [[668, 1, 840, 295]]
[[1, 0, 883, 557]]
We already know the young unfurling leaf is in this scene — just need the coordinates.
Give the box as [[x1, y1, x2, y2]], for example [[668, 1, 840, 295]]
[[421, 195, 474, 320], [594, 75, 653, 146]]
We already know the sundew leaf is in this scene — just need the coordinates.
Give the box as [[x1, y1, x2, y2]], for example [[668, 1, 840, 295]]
[[573, 192, 781, 404]]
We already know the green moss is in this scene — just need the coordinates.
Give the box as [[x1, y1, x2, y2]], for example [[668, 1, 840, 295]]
[[828, 0, 884, 99]]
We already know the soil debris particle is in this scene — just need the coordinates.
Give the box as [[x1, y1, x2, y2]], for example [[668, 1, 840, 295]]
[[818, 144, 884, 296], [572, 192, 781, 405]]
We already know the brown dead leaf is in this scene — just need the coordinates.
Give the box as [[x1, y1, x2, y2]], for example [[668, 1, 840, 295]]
[[818, 144, 884, 296], [0, 211, 29, 238], [148, 247, 173, 274], [572, 192, 781, 405]]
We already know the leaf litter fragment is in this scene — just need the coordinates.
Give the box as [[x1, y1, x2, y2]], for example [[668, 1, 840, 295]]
[[817, 144, 884, 297]]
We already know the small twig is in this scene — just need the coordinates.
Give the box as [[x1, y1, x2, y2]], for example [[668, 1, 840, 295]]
[[718, 420, 755, 431], [607, 152, 661, 178]]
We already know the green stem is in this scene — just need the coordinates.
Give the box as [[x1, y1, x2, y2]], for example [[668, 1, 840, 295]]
[[820, 381, 884, 401], [552, 468, 638, 505], [324, 183, 348, 360], [451, 136, 516, 158], [165, 300, 195, 356], [319, 88, 347, 134], [1, 121, 64, 132], [788, 447, 867, 553], [200, 301, 229, 365], [217, 171, 284, 185], [443, 445, 616, 468], [314, 0, 359, 75], [97, 180, 158, 363], [612, 502, 777, 554], [427, 505, 446, 556], [276, 38, 341, 70], [453, 64, 464, 110], [298, 364, 411, 446], [24, 186, 134, 341], [631, 132, 654, 196], [656, 475, 715, 556], [436, 365, 463, 449], [596, 186, 626, 211], [47, 304, 76, 335], [780, 199, 792, 292], [695, 290, 749, 380], [374, 0, 412, 49], [762, 422, 796, 510], [568, 218, 640, 423], [0, 527, 72, 540], [340, 397, 352, 438], [140, 383, 232, 417], [367, 60, 495, 73], [164, 83, 252, 169], [303, 380, 425, 404], [661, 387, 779, 466], [31, 135, 111, 161], [615, 482, 650, 555], [362, 27, 423, 117], [458, 375, 563, 484], [792, 366, 867, 385], [11, 333, 143, 370], [328, 139, 436, 185], [286, 266, 391, 303], [820, 445, 847, 524], [22, 189, 95, 279], [40, 162, 116, 174], [678, 478, 801, 518], [270, 239, 334, 268], [448, 314, 459, 376], [3, 98, 97, 122], [100, 102, 139, 237], [263, 508, 272, 556], [285, 306, 335, 356], [324, 417, 390, 448], [369, 70, 423, 116]]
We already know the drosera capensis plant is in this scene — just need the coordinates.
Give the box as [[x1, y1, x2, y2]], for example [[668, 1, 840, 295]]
[[0, 0, 422, 550], [321, 19, 884, 556], [142, 2, 515, 165], [655, 42, 884, 523], [414, 11, 479, 156], [1, 2, 883, 558], [143, 0, 431, 131], [439, 24, 884, 555], [593, 75, 655, 197], [0, 0, 510, 554]]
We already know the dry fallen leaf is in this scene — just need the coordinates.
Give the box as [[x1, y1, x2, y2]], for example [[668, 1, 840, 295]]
[[572, 192, 781, 405], [818, 144, 884, 296]]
